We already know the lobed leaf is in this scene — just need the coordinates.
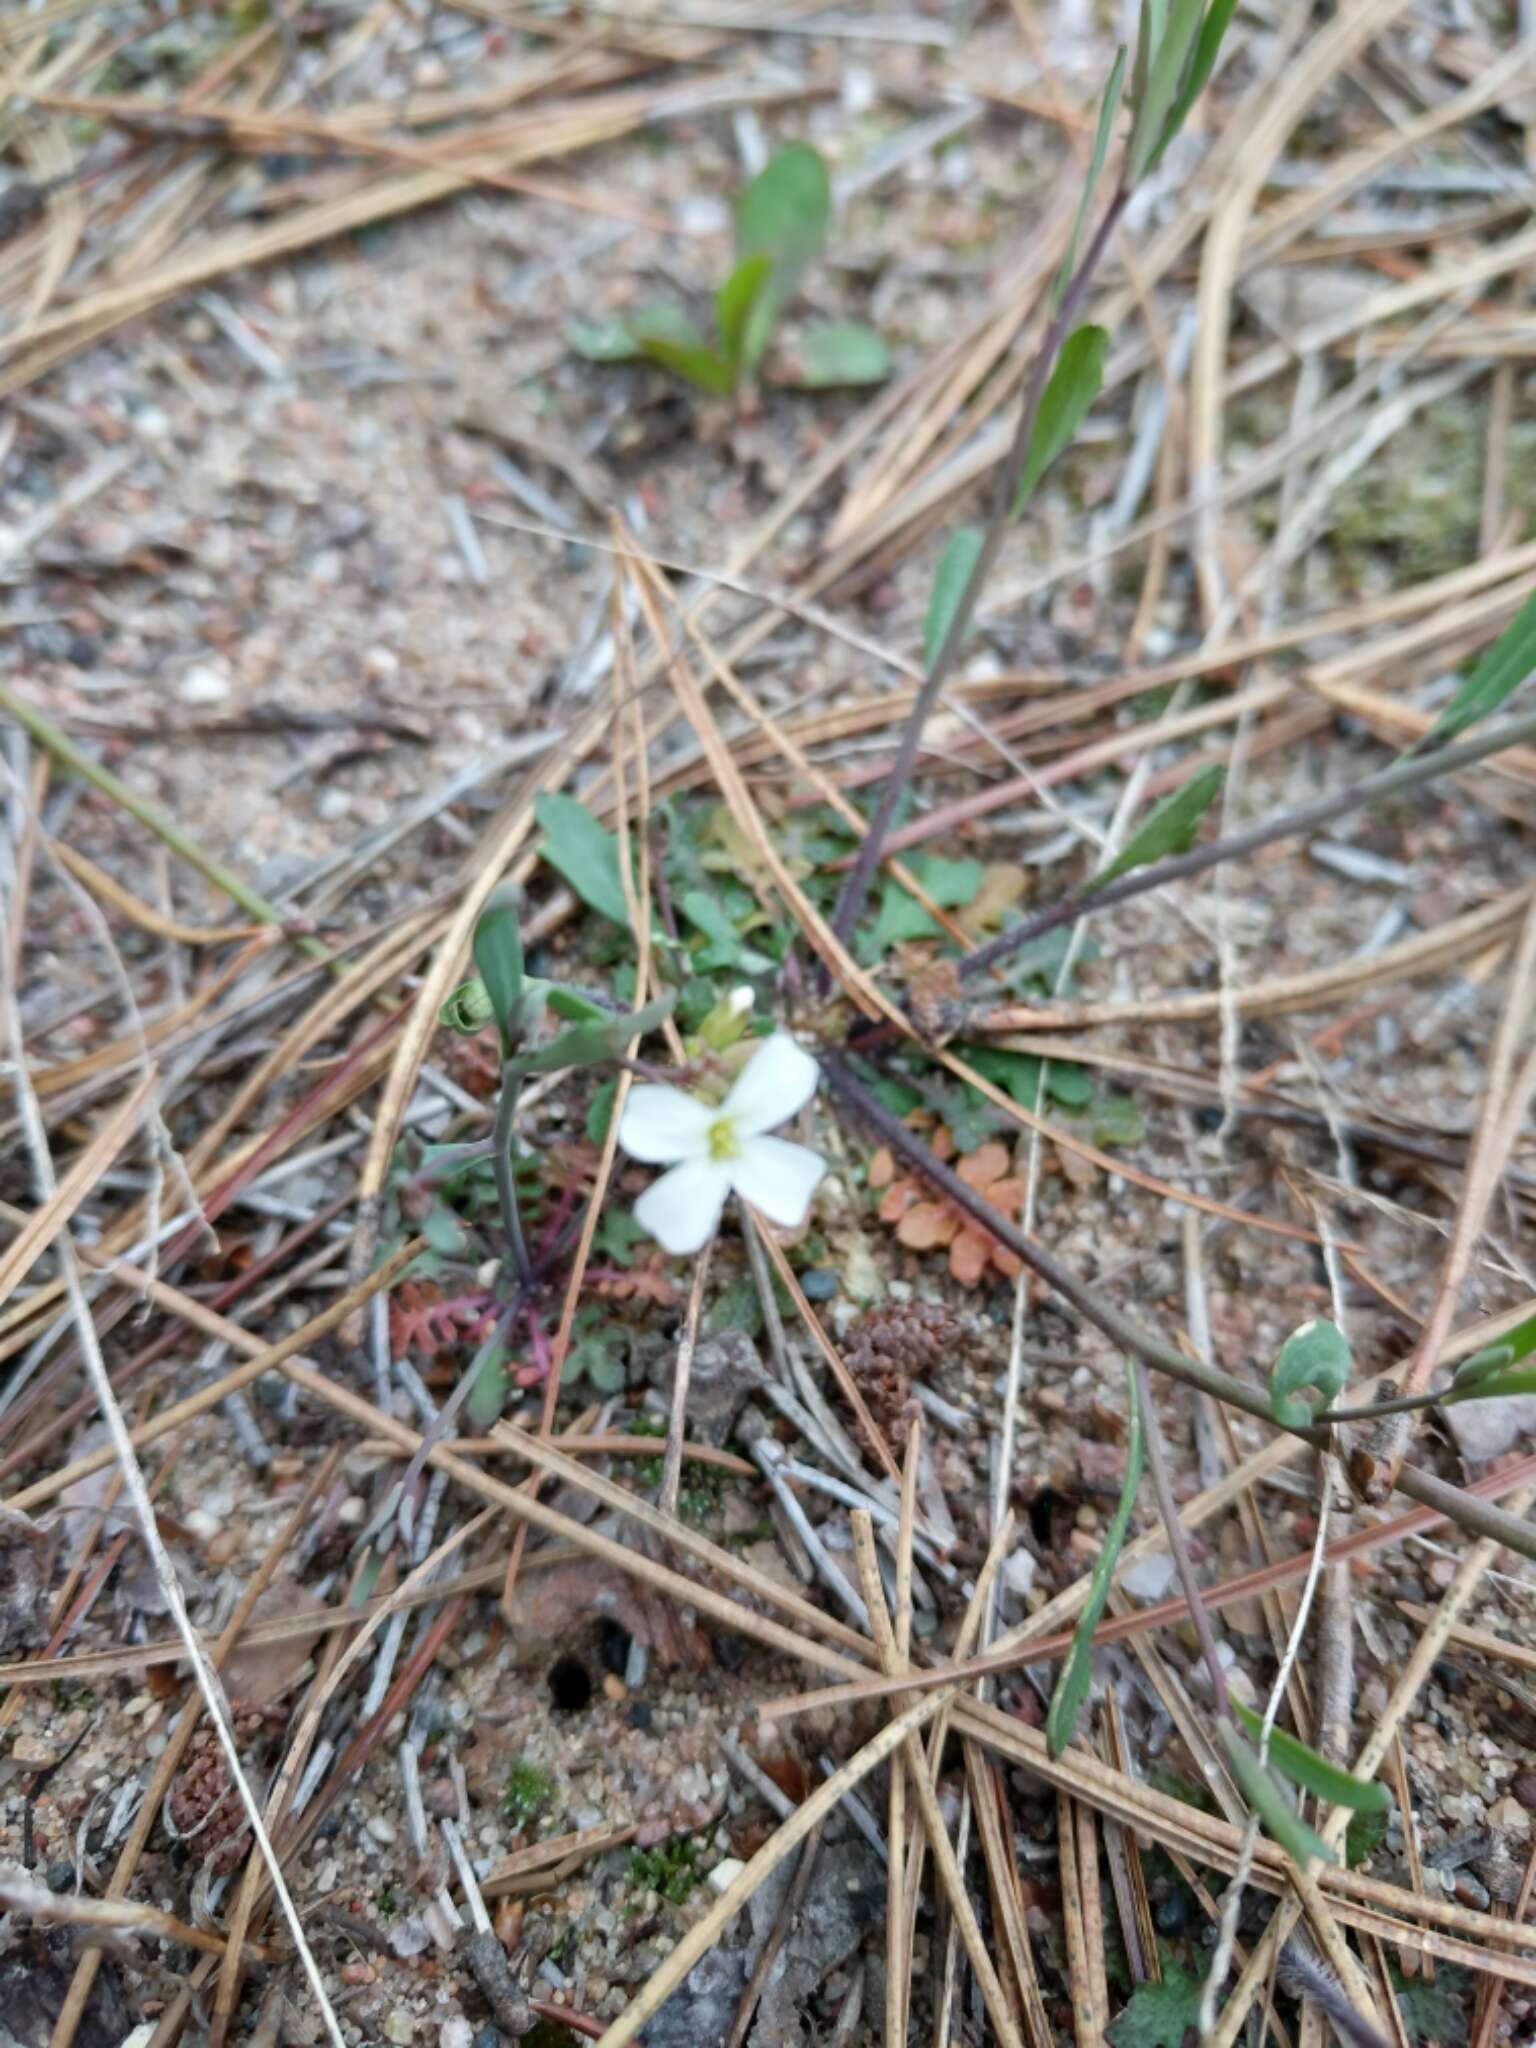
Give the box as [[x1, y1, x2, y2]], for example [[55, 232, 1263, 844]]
[[1046, 1361, 1144, 1756], [1268, 1317, 1351, 1430]]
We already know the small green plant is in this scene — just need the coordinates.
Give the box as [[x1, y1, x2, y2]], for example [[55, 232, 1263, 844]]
[[566, 144, 888, 399], [628, 1833, 703, 1907], [503, 1759, 555, 1830]]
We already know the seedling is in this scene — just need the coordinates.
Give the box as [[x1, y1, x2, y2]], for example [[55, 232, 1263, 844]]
[[567, 143, 888, 398]]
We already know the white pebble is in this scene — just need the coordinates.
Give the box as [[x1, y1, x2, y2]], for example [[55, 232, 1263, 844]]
[[707, 1857, 745, 1895], [366, 1812, 397, 1845], [177, 663, 229, 705]]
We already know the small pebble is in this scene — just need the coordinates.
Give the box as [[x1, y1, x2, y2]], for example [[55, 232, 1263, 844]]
[[421, 1776, 458, 1817], [177, 663, 229, 705], [366, 1812, 397, 1845], [707, 1857, 745, 1895], [602, 1673, 627, 1703], [206, 1528, 241, 1566], [382, 2011, 415, 2046]]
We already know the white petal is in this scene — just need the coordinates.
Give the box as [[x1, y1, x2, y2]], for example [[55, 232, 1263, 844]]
[[722, 1032, 820, 1137], [732, 1136, 826, 1230], [617, 1084, 713, 1164], [634, 1158, 732, 1255]]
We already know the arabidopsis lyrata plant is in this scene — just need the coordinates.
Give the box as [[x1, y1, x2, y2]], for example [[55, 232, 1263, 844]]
[[618, 1032, 826, 1255]]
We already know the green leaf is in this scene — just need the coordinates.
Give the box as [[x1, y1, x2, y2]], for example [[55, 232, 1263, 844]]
[[535, 793, 631, 928], [1451, 1310, 1536, 1389], [1446, 1366, 1536, 1405], [923, 526, 985, 672], [1046, 1362, 1143, 1757], [1346, 1805, 1390, 1868], [465, 1341, 509, 1432], [1155, 0, 1239, 169], [1052, 48, 1126, 312], [1230, 1701, 1391, 1812], [1093, 1091, 1147, 1147], [471, 884, 525, 1058], [1269, 1317, 1351, 1430], [630, 309, 735, 398], [785, 320, 891, 388], [869, 1072, 924, 1117], [857, 853, 984, 966], [421, 1202, 467, 1256], [439, 979, 495, 1035], [1425, 589, 1536, 747], [1220, 1722, 1337, 1867], [586, 1076, 619, 1145], [733, 142, 831, 370], [1046, 1061, 1092, 1109], [518, 993, 675, 1074], [1090, 764, 1224, 889], [680, 888, 775, 974], [1127, 0, 1205, 183], [1107, 1960, 1201, 2048], [1013, 325, 1108, 517], [545, 984, 610, 1025], [565, 314, 644, 362], [960, 1044, 1092, 1113], [716, 254, 773, 372]]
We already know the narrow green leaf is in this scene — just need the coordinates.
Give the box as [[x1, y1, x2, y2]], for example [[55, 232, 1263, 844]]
[[783, 320, 891, 389], [519, 993, 675, 1074], [733, 142, 831, 370], [1127, 0, 1205, 183], [1452, 1309, 1536, 1392], [471, 884, 525, 1058], [924, 526, 985, 672], [1230, 1701, 1391, 1813], [1425, 589, 1536, 747], [565, 314, 644, 362], [716, 254, 773, 373], [1220, 1723, 1337, 1867], [1131, 0, 1157, 130], [634, 332, 735, 398], [1052, 48, 1127, 311], [1268, 1317, 1351, 1430], [534, 793, 631, 928], [545, 984, 611, 1025], [1012, 325, 1108, 517], [1154, 0, 1239, 168], [465, 1341, 509, 1432], [1046, 1362, 1144, 1757], [1446, 1366, 1536, 1406], [1090, 763, 1224, 889]]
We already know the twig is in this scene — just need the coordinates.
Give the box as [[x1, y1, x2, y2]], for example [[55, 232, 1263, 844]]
[[1132, 1359, 1229, 1721], [723, 1828, 823, 2048], [659, 1241, 713, 1517]]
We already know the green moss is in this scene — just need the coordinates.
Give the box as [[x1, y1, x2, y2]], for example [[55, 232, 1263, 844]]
[[503, 1759, 555, 1829], [1330, 400, 1536, 590], [628, 1834, 703, 1906]]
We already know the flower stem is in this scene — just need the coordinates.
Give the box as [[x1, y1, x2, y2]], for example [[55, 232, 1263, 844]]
[[956, 703, 1536, 983], [826, 187, 1131, 953], [821, 1049, 1536, 1565], [494, 1061, 533, 1287]]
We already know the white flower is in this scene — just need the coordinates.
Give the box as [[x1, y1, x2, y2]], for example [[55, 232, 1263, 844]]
[[617, 1032, 826, 1255]]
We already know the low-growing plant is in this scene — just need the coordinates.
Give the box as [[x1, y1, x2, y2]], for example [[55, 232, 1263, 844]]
[[566, 143, 888, 399]]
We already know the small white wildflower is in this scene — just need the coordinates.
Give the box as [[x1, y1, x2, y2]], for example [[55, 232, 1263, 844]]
[[617, 1032, 826, 1255]]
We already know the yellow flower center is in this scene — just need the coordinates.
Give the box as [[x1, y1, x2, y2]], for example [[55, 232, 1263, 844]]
[[707, 1115, 740, 1163]]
